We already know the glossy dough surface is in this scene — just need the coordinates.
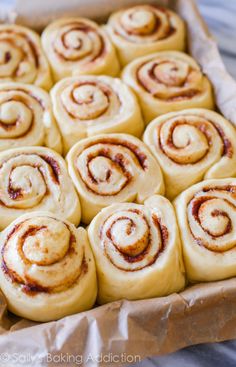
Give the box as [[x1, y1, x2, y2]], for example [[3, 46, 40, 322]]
[[144, 109, 236, 199], [0, 146, 81, 229], [106, 4, 186, 65], [175, 179, 236, 282], [122, 51, 214, 123], [0, 24, 52, 90], [0, 83, 62, 153], [51, 75, 144, 153], [0, 212, 97, 321], [88, 195, 185, 304], [42, 17, 120, 81], [67, 133, 164, 223]]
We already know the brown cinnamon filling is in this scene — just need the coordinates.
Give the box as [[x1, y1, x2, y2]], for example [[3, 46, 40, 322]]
[[214, 123, 233, 158], [7, 177, 23, 200], [53, 22, 106, 62], [158, 117, 233, 164], [0, 87, 46, 139], [1, 220, 85, 295], [5, 51, 11, 63], [115, 6, 176, 41], [188, 187, 236, 251], [84, 138, 147, 169], [40, 155, 60, 184], [100, 209, 168, 271], [0, 153, 61, 207], [0, 30, 40, 77], [86, 150, 131, 190], [77, 138, 147, 196], [137, 61, 200, 101], [62, 81, 114, 120]]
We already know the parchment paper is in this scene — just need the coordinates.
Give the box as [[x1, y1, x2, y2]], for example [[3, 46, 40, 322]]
[[1, 1, 236, 366]]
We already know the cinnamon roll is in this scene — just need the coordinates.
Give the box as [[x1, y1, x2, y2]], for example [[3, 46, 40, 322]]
[[106, 5, 186, 66], [0, 212, 97, 321], [0, 146, 81, 229], [122, 51, 214, 123], [88, 195, 185, 304], [41, 17, 120, 81], [0, 82, 62, 153], [0, 24, 52, 90], [144, 109, 236, 199], [67, 133, 164, 224], [51, 75, 144, 154], [175, 179, 236, 282]]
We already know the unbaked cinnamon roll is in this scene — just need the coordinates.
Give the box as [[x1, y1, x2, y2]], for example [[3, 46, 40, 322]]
[[51, 75, 144, 154], [144, 109, 236, 199], [0, 24, 52, 90], [175, 178, 236, 283], [0, 146, 81, 229], [41, 17, 120, 81], [67, 133, 164, 224], [88, 195, 185, 304], [0, 212, 97, 321], [122, 51, 214, 123], [106, 5, 186, 66], [0, 82, 62, 153]]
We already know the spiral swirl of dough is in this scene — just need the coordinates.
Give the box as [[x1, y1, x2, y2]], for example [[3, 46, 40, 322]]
[[174, 179, 236, 282], [106, 5, 185, 65], [0, 24, 52, 90], [100, 207, 166, 271], [88, 195, 185, 304], [0, 146, 81, 229], [67, 133, 164, 223], [0, 82, 62, 153], [144, 109, 236, 199], [0, 212, 97, 321], [51, 75, 144, 153], [41, 17, 120, 81], [122, 51, 214, 123]]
